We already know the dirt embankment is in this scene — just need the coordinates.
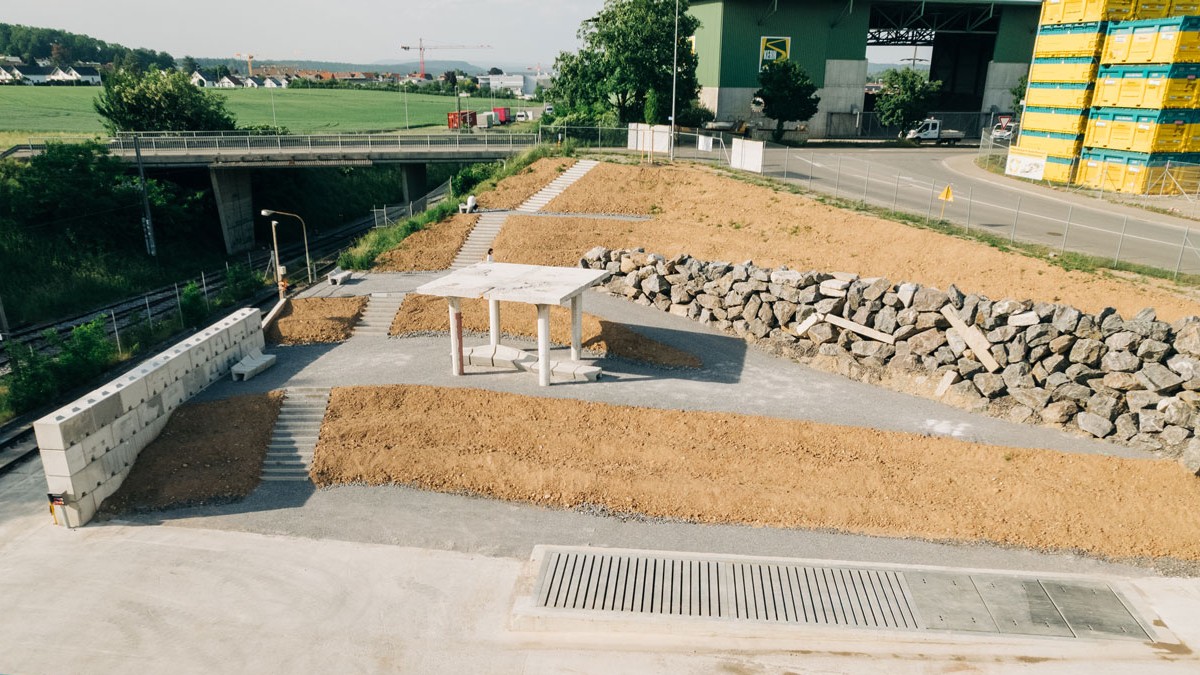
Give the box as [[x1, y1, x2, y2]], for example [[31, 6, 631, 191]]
[[266, 297, 367, 345], [374, 213, 478, 272], [391, 294, 701, 368], [312, 385, 1200, 562], [100, 392, 283, 515], [487, 161, 1200, 322], [476, 157, 576, 209]]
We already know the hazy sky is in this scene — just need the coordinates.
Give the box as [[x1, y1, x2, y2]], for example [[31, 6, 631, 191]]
[[5, 0, 606, 68]]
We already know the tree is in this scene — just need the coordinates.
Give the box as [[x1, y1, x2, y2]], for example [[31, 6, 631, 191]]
[[875, 68, 942, 131], [443, 70, 458, 88], [551, 0, 701, 125], [488, 67, 503, 75], [754, 58, 820, 142], [1009, 75, 1027, 114], [213, 64, 231, 80], [94, 68, 238, 133], [181, 55, 199, 74]]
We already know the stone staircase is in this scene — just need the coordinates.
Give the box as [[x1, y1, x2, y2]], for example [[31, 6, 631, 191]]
[[354, 293, 405, 337], [450, 212, 507, 269], [448, 159, 601, 270], [516, 159, 599, 213], [261, 387, 330, 482]]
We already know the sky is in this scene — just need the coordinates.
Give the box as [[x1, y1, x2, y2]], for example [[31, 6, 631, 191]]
[[4, 0, 607, 69]]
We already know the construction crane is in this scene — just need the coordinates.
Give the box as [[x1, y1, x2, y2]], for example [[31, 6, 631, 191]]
[[235, 52, 255, 77], [399, 39, 491, 79]]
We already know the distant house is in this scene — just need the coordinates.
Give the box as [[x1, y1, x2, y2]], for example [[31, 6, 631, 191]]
[[244, 76, 263, 88], [35, 57, 52, 67], [1, 55, 22, 65], [263, 76, 288, 88], [0, 66, 15, 84], [68, 66, 102, 85], [217, 74, 243, 88], [191, 70, 217, 87], [479, 74, 525, 96], [10, 64, 54, 84]]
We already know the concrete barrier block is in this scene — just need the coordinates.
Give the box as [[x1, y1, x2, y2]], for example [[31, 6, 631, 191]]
[[137, 393, 165, 427], [191, 337, 214, 364], [212, 327, 232, 352], [162, 380, 187, 413], [63, 492, 96, 528], [116, 372, 150, 412], [141, 412, 170, 441], [35, 401, 97, 451], [81, 426, 116, 463], [144, 362, 171, 396], [44, 472, 74, 496], [183, 368, 207, 397], [100, 449, 124, 480], [78, 459, 106, 494], [39, 445, 87, 477], [33, 419, 67, 452], [113, 440, 137, 469], [111, 409, 142, 445], [163, 347, 193, 383], [229, 316, 248, 340], [82, 389, 123, 429], [92, 475, 117, 506], [246, 330, 266, 351]]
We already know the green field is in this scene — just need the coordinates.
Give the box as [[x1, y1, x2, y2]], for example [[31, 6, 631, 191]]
[[0, 87, 543, 140]]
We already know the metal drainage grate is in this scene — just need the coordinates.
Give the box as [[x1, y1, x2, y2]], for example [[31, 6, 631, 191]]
[[537, 549, 918, 629]]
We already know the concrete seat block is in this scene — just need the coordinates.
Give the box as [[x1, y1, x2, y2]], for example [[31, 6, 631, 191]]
[[573, 365, 602, 381]]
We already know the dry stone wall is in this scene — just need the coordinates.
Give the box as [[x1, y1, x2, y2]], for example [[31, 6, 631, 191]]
[[581, 247, 1200, 476]]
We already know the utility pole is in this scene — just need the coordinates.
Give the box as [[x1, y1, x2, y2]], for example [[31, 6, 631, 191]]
[[133, 135, 157, 256], [670, 0, 680, 161]]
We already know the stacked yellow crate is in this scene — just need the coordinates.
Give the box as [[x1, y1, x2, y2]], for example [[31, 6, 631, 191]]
[[1077, 14, 1200, 192]]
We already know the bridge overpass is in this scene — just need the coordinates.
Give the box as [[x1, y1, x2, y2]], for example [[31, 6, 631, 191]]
[[3, 132, 541, 254]]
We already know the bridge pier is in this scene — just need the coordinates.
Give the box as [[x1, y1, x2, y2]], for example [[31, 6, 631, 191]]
[[209, 168, 255, 254], [401, 164, 427, 204]]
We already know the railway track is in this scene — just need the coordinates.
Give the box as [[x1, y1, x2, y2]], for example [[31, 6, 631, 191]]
[[0, 180, 450, 478]]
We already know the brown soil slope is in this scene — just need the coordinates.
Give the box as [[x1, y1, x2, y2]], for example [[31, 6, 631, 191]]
[[267, 297, 367, 345], [488, 162, 1200, 321], [375, 213, 478, 272], [392, 294, 701, 368], [312, 385, 1200, 562], [100, 392, 283, 514]]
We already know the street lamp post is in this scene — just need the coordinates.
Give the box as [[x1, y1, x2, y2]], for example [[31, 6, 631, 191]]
[[261, 208, 312, 284], [269, 219, 284, 300], [669, 0, 680, 161]]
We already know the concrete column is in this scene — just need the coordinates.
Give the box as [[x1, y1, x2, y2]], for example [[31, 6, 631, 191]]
[[488, 299, 501, 347], [981, 62, 1031, 113], [570, 295, 582, 362], [537, 303, 550, 387], [402, 163, 428, 204], [209, 168, 255, 254], [448, 297, 463, 376]]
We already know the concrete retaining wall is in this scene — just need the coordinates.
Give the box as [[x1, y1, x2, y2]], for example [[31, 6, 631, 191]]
[[33, 308, 266, 526], [581, 247, 1200, 476]]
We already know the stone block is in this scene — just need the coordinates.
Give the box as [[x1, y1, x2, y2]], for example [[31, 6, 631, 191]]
[[1052, 383, 1092, 404], [1181, 439, 1200, 475], [1051, 306, 1081, 333], [114, 373, 150, 413], [1161, 425, 1191, 449], [974, 373, 1007, 398], [143, 362, 171, 397], [1102, 372, 1142, 391], [81, 426, 116, 463], [63, 492, 97, 528], [1160, 398, 1194, 428], [1114, 413, 1139, 441], [1101, 351, 1140, 373], [1136, 363, 1185, 394], [1002, 363, 1035, 390], [1041, 400, 1078, 424], [1009, 387, 1051, 410], [1087, 392, 1124, 420], [81, 389, 123, 429], [1007, 311, 1040, 327], [110, 409, 143, 445], [1076, 411, 1115, 438], [1068, 338, 1105, 367], [1175, 322, 1200, 358], [1136, 339, 1169, 363], [908, 329, 946, 356], [39, 444, 87, 478], [1139, 410, 1167, 434], [1105, 331, 1140, 352]]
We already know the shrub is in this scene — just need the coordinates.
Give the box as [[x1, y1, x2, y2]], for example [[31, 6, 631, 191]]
[[178, 282, 208, 328]]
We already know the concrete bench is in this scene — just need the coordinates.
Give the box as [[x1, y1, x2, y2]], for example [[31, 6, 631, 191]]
[[231, 349, 277, 381], [328, 267, 353, 285]]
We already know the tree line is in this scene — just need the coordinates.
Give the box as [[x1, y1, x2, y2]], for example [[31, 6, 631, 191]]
[[0, 23, 174, 71]]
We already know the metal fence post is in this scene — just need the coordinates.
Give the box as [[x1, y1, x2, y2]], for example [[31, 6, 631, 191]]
[[1011, 197, 1021, 244], [862, 163, 870, 202], [834, 156, 843, 198], [926, 181, 936, 221], [1114, 216, 1129, 264], [893, 173, 900, 210], [1175, 226, 1191, 280], [783, 150, 789, 180], [145, 295, 152, 323], [174, 283, 184, 328], [1061, 206, 1073, 254], [110, 310, 122, 354], [201, 271, 211, 309], [808, 152, 815, 190], [966, 186, 973, 232]]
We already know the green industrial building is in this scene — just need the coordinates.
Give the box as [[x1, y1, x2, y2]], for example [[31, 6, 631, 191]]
[[690, 0, 1042, 137]]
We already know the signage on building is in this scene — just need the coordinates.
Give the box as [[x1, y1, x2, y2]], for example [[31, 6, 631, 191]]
[[759, 37, 791, 70]]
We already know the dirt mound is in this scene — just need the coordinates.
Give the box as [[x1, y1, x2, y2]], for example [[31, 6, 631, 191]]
[[392, 294, 701, 368], [374, 213, 478, 272], [496, 161, 1200, 322], [266, 297, 367, 345], [100, 392, 283, 515], [476, 157, 576, 209], [312, 385, 1200, 562]]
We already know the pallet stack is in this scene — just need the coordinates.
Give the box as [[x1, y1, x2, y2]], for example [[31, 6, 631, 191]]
[[1014, 0, 1135, 182], [1014, 0, 1200, 193], [1078, 13, 1200, 191]]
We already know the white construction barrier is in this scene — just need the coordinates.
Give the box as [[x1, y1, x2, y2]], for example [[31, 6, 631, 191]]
[[626, 123, 671, 154], [730, 138, 765, 173], [33, 307, 266, 527]]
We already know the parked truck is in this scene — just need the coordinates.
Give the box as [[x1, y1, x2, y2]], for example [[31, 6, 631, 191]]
[[903, 118, 965, 145]]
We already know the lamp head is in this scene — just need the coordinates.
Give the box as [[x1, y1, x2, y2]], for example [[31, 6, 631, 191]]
[[261, 209, 275, 216]]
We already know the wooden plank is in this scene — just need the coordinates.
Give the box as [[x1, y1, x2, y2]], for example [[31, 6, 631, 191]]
[[793, 312, 824, 337], [824, 313, 896, 345], [940, 306, 1001, 372]]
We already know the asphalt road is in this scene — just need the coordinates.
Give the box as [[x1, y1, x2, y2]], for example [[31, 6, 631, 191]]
[[758, 146, 1200, 277]]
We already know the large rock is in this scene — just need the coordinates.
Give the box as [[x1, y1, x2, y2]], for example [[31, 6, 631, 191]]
[[1105, 331, 1140, 352], [1048, 334, 1076, 355], [973, 373, 1007, 398], [1139, 410, 1166, 434], [1168, 355, 1200, 380], [1068, 338, 1105, 367], [1181, 439, 1200, 475], [1174, 322, 1200, 357], [1161, 425, 1191, 449], [1102, 371, 1142, 391], [912, 287, 949, 312], [1002, 363, 1036, 390], [1100, 350, 1141, 373], [1051, 306, 1082, 333], [1136, 339, 1170, 363], [873, 306, 898, 334], [1136, 363, 1185, 393], [1127, 389, 1164, 411], [1076, 412, 1115, 438], [1087, 392, 1124, 420], [1010, 387, 1051, 411], [1114, 413, 1139, 441], [1160, 397, 1195, 427], [986, 326, 1022, 343], [1025, 324, 1058, 347], [957, 358, 986, 379], [908, 329, 947, 356], [1007, 311, 1041, 327], [1041, 400, 1079, 424], [1053, 383, 1093, 404], [807, 323, 836, 345]]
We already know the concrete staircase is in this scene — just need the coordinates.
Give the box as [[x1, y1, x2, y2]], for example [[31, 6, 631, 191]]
[[262, 387, 330, 482], [450, 212, 507, 269], [516, 159, 599, 213], [354, 293, 405, 337]]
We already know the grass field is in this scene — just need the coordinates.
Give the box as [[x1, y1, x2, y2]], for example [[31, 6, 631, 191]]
[[0, 87, 544, 140]]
